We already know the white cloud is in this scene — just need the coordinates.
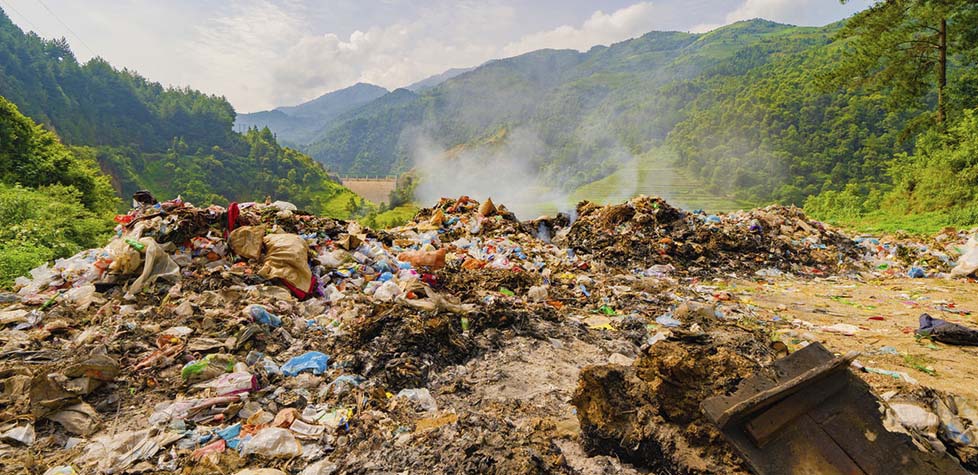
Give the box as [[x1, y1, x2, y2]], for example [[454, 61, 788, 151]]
[[501, 2, 661, 56], [189, 0, 509, 111], [6, 0, 872, 113], [724, 0, 872, 27]]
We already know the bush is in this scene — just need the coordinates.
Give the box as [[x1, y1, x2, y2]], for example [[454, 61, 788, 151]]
[[0, 184, 113, 288]]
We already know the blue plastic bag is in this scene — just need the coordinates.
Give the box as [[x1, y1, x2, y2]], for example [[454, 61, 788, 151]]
[[216, 423, 242, 449], [248, 305, 282, 328], [280, 351, 329, 376]]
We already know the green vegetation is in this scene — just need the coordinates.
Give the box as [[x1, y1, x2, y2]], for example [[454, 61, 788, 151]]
[[0, 9, 358, 218], [0, 97, 116, 287], [0, 184, 112, 287], [96, 127, 364, 214], [0, 97, 116, 214], [803, 0, 978, 231], [359, 204, 420, 229]]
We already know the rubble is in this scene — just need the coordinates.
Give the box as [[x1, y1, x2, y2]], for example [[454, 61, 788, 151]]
[[1, 194, 978, 473]]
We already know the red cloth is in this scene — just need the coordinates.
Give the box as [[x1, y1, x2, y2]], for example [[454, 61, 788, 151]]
[[281, 275, 317, 301], [227, 202, 240, 233], [225, 202, 240, 242]]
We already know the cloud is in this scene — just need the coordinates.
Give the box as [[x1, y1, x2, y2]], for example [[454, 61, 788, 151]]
[[501, 2, 660, 56], [189, 0, 511, 111], [13, 0, 869, 112], [723, 0, 872, 27], [190, 1, 677, 111]]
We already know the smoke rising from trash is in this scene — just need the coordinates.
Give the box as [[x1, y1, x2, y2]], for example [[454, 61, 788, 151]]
[[409, 126, 643, 220], [410, 128, 570, 219]]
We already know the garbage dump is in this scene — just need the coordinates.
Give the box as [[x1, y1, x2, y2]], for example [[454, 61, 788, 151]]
[[3, 194, 978, 473]]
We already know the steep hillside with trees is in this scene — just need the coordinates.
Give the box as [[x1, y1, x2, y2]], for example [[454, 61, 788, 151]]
[[0, 9, 362, 216]]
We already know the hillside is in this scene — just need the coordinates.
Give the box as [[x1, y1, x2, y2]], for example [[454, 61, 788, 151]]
[[298, 19, 911, 207], [405, 66, 476, 92], [235, 82, 389, 145], [0, 9, 362, 216], [0, 96, 117, 285]]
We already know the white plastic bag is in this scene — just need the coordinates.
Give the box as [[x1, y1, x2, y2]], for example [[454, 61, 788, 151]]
[[240, 428, 302, 458], [372, 280, 402, 302], [127, 238, 180, 296], [951, 237, 978, 277]]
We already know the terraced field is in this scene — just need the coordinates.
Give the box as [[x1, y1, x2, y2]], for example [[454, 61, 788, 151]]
[[342, 178, 397, 205], [571, 149, 751, 213]]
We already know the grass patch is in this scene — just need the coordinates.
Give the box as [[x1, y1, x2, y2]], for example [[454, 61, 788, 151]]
[[359, 204, 420, 229]]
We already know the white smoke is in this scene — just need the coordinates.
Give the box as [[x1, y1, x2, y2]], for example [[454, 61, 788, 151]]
[[410, 128, 579, 220]]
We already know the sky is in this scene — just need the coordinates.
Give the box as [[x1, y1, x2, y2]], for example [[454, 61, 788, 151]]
[[0, 0, 873, 113]]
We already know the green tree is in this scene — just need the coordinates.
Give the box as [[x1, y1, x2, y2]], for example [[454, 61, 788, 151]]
[[832, 0, 978, 125]]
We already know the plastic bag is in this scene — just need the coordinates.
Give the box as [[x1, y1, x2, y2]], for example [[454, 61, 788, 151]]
[[192, 372, 258, 396], [246, 304, 282, 327], [396, 388, 437, 412], [15, 264, 57, 296], [240, 427, 302, 458], [952, 237, 978, 277], [63, 284, 100, 311], [372, 280, 402, 302], [280, 351, 329, 377], [229, 225, 264, 260], [105, 238, 142, 275], [527, 285, 549, 303], [127, 237, 180, 295], [317, 249, 351, 269], [397, 248, 447, 270], [259, 234, 312, 292], [181, 354, 234, 383]]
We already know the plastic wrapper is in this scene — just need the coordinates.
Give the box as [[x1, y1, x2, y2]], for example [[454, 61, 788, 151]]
[[106, 238, 143, 275], [62, 284, 100, 311], [240, 427, 302, 458], [15, 264, 57, 296], [127, 237, 180, 295], [372, 280, 402, 302], [280, 351, 329, 377], [396, 388, 437, 412]]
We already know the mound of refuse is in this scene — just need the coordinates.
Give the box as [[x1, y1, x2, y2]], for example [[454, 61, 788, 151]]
[[3, 193, 978, 474], [557, 196, 863, 276]]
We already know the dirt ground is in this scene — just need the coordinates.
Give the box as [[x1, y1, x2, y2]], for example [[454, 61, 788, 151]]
[[739, 275, 978, 401]]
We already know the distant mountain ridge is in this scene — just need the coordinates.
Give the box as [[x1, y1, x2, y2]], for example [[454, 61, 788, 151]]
[[297, 18, 913, 205], [405, 67, 476, 92], [235, 82, 388, 145]]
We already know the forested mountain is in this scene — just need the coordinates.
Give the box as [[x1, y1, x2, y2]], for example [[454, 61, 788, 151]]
[[297, 19, 924, 205], [0, 9, 360, 216], [405, 67, 476, 92], [235, 82, 388, 145]]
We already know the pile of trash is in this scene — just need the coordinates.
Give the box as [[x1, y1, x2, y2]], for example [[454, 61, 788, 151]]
[[856, 229, 978, 278], [3, 193, 978, 474], [557, 197, 863, 277]]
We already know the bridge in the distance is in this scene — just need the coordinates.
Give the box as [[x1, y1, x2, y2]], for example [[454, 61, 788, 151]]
[[340, 175, 397, 204]]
